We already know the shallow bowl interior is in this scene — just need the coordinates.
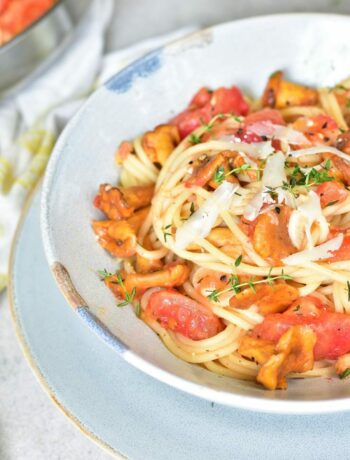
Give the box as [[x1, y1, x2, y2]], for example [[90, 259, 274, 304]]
[[42, 14, 350, 413]]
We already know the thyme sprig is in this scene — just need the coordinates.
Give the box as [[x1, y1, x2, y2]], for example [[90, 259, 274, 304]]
[[213, 163, 261, 185], [289, 160, 333, 189], [189, 133, 201, 145], [112, 273, 137, 307], [339, 368, 350, 380], [265, 160, 334, 200], [207, 269, 293, 303], [163, 224, 172, 242], [97, 269, 114, 280]]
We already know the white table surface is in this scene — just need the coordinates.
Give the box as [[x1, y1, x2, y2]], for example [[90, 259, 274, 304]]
[[2, 0, 350, 459]]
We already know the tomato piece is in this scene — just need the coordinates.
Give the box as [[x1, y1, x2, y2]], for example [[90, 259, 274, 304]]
[[201, 123, 262, 144], [234, 128, 262, 144], [0, 0, 10, 15], [0, 0, 54, 43], [307, 114, 338, 132], [170, 105, 212, 139], [145, 289, 223, 340], [171, 86, 248, 139], [189, 87, 212, 109], [211, 86, 249, 117], [244, 108, 285, 126], [316, 181, 348, 208], [253, 296, 350, 359], [292, 114, 339, 145], [327, 235, 350, 262]]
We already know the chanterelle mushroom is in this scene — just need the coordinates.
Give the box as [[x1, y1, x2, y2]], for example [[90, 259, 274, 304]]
[[142, 124, 180, 166], [93, 184, 154, 220], [256, 325, 316, 390]]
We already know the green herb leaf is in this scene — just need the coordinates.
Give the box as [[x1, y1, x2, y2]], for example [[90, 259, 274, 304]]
[[347, 281, 350, 302], [213, 166, 225, 185], [207, 289, 220, 302], [125, 286, 137, 303], [335, 84, 347, 91], [339, 368, 350, 380], [135, 302, 141, 318], [324, 159, 331, 171], [190, 202, 195, 216], [200, 118, 214, 131], [325, 200, 339, 207], [163, 224, 172, 242], [189, 133, 201, 145], [210, 270, 295, 300], [234, 254, 242, 267], [97, 269, 113, 280], [117, 300, 129, 307], [248, 280, 256, 293]]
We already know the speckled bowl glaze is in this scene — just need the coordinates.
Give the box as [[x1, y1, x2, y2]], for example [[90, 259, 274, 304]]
[[42, 14, 350, 413]]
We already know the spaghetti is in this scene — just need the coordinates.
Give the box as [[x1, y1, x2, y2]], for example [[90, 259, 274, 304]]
[[92, 71, 350, 390]]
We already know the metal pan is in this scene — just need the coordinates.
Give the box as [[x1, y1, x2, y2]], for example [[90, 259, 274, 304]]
[[0, 0, 92, 94]]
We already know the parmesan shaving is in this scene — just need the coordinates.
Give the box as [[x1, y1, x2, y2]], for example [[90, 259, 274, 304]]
[[247, 121, 310, 145], [243, 152, 287, 221], [217, 138, 275, 159], [288, 191, 329, 249], [175, 181, 239, 250], [282, 234, 344, 265]]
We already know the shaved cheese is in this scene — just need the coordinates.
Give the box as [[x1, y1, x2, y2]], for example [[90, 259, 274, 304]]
[[244, 191, 266, 221], [243, 152, 287, 220], [262, 151, 287, 189], [217, 138, 275, 159], [247, 121, 310, 145], [175, 181, 239, 250], [254, 141, 276, 159], [288, 191, 329, 249], [282, 234, 344, 265], [289, 145, 350, 164]]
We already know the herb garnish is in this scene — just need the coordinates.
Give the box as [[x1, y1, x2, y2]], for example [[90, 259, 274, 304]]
[[347, 281, 350, 302], [335, 84, 347, 91], [190, 202, 195, 216], [266, 161, 334, 199], [200, 118, 214, 131], [206, 270, 293, 302], [213, 166, 225, 184], [135, 302, 141, 318], [339, 368, 350, 380], [234, 255, 242, 267], [163, 224, 172, 242], [112, 273, 137, 307], [212, 163, 253, 185], [97, 269, 113, 280], [325, 200, 339, 207], [189, 133, 201, 145]]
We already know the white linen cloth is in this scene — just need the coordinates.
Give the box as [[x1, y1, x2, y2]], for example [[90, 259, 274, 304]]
[[0, 0, 195, 292]]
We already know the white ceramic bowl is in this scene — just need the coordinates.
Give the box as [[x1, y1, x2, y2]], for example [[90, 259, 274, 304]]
[[42, 14, 350, 413]]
